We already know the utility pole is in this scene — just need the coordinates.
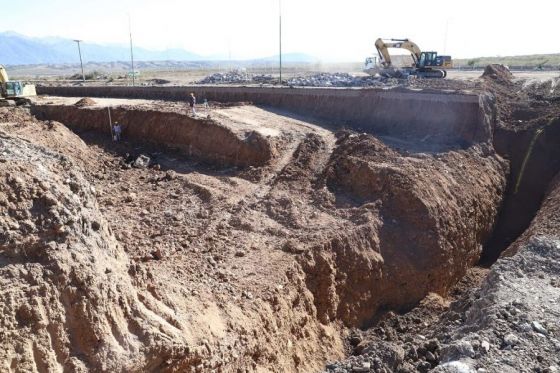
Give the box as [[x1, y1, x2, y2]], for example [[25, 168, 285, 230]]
[[128, 14, 135, 86], [279, 0, 282, 85], [73, 39, 85, 82]]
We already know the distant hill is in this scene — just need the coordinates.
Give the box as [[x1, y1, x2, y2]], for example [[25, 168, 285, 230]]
[[0, 31, 203, 65], [454, 53, 560, 68], [0, 31, 321, 66]]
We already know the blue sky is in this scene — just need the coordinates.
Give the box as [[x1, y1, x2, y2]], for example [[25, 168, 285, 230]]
[[2, 0, 559, 60]]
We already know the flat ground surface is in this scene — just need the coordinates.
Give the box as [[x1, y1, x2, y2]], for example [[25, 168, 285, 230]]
[[12, 64, 559, 85], [32, 95, 334, 139]]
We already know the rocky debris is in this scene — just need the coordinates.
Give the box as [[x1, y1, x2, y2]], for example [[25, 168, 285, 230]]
[[197, 69, 252, 84], [197, 70, 277, 85], [252, 74, 275, 83], [119, 153, 152, 169], [287, 72, 388, 87], [133, 154, 150, 168], [74, 97, 97, 107], [532, 321, 548, 335], [197, 70, 396, 87]]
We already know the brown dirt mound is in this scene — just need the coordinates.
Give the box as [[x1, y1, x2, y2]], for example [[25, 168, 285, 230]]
[[481, 64, 513, 85], [74, 97, 97, 107], [300, 131, 508, 327]]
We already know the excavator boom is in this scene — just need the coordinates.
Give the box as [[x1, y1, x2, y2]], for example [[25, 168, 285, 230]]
[[0, 65, 9, 84], [375, 38, 422, 68]]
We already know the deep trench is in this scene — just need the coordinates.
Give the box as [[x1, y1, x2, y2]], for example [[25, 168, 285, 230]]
[[481, 118, 560, 264]]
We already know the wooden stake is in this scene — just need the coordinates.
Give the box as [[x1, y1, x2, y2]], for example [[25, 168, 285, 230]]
[[107, 107, 114, 140]]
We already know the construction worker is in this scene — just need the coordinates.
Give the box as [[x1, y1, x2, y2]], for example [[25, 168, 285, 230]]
[[189, 92, 197, 116], [113, 122, 122, 141]]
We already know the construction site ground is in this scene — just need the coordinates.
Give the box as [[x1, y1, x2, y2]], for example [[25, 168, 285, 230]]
[[1, 69, 560, 373]]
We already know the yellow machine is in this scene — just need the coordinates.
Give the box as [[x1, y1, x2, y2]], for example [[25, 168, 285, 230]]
[[0, 65, 36, 106], [364, 38, 453, 78]]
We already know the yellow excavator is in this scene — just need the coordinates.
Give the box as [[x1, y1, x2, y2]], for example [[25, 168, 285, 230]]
[[0, 65, 36, 106], [364, 38, 452, 78]]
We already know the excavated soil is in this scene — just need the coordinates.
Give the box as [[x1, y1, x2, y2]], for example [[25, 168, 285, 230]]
[[74, 98, 97, 107], [481, 65, 514, 86], [1, 70, 559, 373], [323, 69, 560, 373]]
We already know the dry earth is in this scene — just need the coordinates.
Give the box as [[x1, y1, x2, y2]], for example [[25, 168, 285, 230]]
[[1, 67, 559, 372]]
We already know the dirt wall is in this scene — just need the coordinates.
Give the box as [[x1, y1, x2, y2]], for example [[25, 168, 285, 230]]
[[31, 104, 276, 168], [37, 86, 492, 146], [299, 133, 508, 327], [483, 118, 560, 262]]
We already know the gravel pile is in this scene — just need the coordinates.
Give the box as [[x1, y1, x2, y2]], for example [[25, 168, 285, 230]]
[[252, 74, 275, 83], [197, 70, 276, 85], [287, 73, 387, 87], [197, 71, 393, 87], [197, 70, 251, 84]]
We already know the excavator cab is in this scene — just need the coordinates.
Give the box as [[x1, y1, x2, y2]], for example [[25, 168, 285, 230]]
[[418, 52, 439, 68], [0, 64, 36, 105], [4, 81, 24, 97], [417, 52, 453, 69], [1, 81, 36, 101]]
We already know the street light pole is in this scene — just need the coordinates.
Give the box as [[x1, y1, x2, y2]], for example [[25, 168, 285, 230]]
[[128, 14, 135, 86], [73, 39, 85, 82], [279, 0, 282, 85]]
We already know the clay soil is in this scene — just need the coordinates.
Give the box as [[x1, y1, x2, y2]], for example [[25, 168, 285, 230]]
[[1, 68, 560, 373]]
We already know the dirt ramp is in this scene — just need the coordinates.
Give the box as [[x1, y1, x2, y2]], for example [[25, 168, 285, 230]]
[[300, 132, 508, 327], [32, 104, 277, 168]]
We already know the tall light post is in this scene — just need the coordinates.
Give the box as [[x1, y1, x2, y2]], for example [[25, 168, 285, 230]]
[[73, 39, 85, 82], [128, 14, 136, 86], [279, 0, 282, 85]]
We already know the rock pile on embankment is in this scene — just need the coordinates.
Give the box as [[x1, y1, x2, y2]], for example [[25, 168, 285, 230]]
[[287, 73, 387, 87], [197, 70, 275, 84]]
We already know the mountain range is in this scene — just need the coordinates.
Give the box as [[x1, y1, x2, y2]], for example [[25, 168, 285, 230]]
[[0, 31, 318, 65]]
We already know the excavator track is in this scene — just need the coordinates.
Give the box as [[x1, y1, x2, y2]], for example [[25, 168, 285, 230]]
[[415, 69, 446, 79]]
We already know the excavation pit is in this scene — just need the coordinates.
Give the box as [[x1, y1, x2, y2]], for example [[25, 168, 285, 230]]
[[5, 82, 557, 372]]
